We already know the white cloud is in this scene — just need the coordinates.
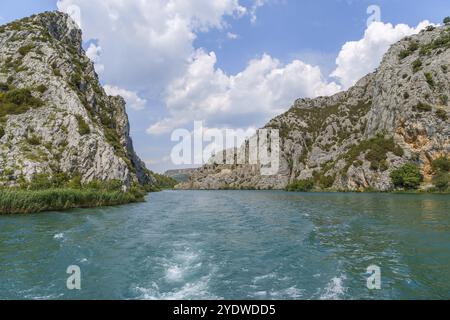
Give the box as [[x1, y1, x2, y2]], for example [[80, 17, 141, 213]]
[[104, 85, 147, 111], [85, 42, 104, 73], [227, 32, 239, 39], [57, 0, 247, 93], [147, 50, 341, 135], [250, 0, 268, 24], [331, 20, 432, 89]]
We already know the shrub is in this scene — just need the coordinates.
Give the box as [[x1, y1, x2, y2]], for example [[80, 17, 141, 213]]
[[319, 175, 335, 189], [0, 82, 9, 92], [399, 50, 410, 60], [436, 109, 448, 121], [399, 41, 419, 59], [76, 115, 90, 135], [36, 84, 47, 94], [18, 44, 35, 56], [341, 134, 403, 172], [403, 92, 409, 99], [152, 172, 178, 190], [2, 88, 42, 106], [412, 59, 422, 73], [444, 17, 450, 25], [70, 72, 83, 90], [67, 175, 82, 189], [0, 88, 44, 117], [390, 163, 423, 189], [52, 63, 62, 77], [53, 68, 62, 77], [286, 179, 314, 192], [0, 126, 4, 139], [432, 157, 450, 173], [433, 172, 449, 191], [26, 134, 41, 146], [416, 102, 432, 112], [28, 173, 53, 190], [85, 179, 123, 191], [424, 72, 435, 87]]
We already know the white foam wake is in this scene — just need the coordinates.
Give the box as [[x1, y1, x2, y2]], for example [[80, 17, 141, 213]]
[[319, 276, 347, 300]]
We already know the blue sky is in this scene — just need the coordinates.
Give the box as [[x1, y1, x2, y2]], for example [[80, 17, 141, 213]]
[[1, 0, 448, 172]]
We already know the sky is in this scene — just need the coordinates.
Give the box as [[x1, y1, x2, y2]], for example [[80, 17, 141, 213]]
[[0, 0, 448, 172]]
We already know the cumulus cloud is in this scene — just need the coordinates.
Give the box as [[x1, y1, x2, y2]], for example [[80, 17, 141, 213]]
[[85, 42, 104, 73], [104, 85, 147, 111], [249, 0, 268, 24], [147, 50, 341, 135], [58, 0, 433, 162], [331, 20, 432, 89], [57, 0, 247, 94]]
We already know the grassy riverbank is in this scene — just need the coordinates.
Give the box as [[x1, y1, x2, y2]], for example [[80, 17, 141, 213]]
[[0, 187, 146, 214], [0, 171, 178, 214]]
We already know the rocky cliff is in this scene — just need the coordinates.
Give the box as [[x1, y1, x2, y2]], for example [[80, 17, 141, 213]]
[[178, 24, 450, 191], [0, 12, 155, 188]]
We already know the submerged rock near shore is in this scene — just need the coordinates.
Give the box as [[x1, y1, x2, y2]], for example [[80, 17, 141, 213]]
[[178, 24, 450, 191], [0, 12, 156, 189]]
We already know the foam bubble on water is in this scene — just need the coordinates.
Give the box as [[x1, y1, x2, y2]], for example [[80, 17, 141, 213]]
[[250, 286, 304, 299], [252, 272, 277, 283], [53, 233, 64, 240], [136, 245, 220, 300], [319, 276, 347, 300], [165, 265, 184, 282], [279, 286, 304, 299], [135, 275, 220, 300], [164, 249, 201, 283]]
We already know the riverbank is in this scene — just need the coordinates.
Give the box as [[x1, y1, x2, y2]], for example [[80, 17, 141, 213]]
[[0, 187, 146, 214]]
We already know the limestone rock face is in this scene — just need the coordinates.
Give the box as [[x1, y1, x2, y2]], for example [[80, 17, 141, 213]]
[[0, 12, 154, 188], [178, 25, 450, 191]]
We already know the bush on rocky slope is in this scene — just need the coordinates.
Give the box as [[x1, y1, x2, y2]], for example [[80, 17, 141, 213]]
[[390, 163, 423, 190]]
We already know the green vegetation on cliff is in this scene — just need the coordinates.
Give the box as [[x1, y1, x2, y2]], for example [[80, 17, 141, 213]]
[[430, 157, 450, 192], [341, 134, 404, 172], [286, 179, 314, 192], [390, 163, 423, 190], [0, 84, 44, 118]]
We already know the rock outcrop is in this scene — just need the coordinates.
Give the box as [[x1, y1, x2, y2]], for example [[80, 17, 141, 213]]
[[0, 12, 155, 188], [178, 24, 450, 191]]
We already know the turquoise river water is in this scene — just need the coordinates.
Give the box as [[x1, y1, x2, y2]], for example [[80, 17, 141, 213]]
[[0, 191, 449, 300]]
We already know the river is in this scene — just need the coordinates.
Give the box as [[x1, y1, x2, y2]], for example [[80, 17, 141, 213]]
[[0, 190, 449, 299]]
